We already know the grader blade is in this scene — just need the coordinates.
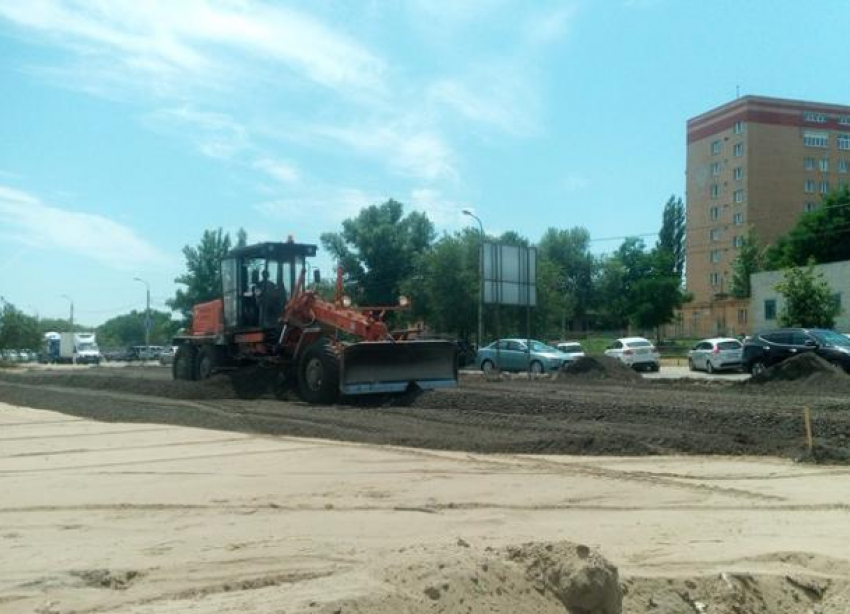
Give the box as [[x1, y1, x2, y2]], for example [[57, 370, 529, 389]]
[[340, 340, 458, 395]]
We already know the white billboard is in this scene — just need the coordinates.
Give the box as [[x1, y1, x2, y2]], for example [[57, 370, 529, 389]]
[[482, 242, 537, 306]]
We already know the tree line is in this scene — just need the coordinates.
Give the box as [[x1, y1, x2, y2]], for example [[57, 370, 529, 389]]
[[1, 196, 689, 351]]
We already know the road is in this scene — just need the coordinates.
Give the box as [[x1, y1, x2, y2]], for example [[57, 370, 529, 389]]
[[644, 364, 750, 381], [2, 403, 850, 613]]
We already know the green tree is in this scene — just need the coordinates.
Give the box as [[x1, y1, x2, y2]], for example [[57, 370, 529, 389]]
[[538, 227, 595, 334], [775, 261, 841, 328], [729, 231, 762, 298], [97, 310, 181, 349], [0, 299, 41, 349], [405, 229, 478, 339], [656, 195, 686, 277], [763, 186, 850, 268], [320, 199, 435, 306], [168, 228, 245, 322], [629, 250, 690, 335]]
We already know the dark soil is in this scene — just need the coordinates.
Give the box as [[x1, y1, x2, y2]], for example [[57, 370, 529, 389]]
[[558, 356, 642, 382], [1, 366, 850, 463]]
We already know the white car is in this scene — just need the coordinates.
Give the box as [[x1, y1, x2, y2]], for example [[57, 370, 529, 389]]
[[556, 341, 586, 360], [604, 337, 660, 371], [688, 337, 743, 373]]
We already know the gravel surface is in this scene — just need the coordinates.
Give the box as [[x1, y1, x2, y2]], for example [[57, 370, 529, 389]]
[[1, 365, 849, 462]]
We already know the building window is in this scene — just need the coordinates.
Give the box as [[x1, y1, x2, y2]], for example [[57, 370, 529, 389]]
[[734, 166, 743, 180], [839, 159, 849, 173], [710, 228, 721, 242], [711, 162, 721, 176], [840, 179, 848, 190], [733, 235, 744, 248], [710, 184, 720, 198], [733, 121, 744, 134], [805, 179, 816, 193], [804, 157, 815, 170], [734, 189, 744, 203], [733, 212, 744, 225], [804, 201, 818, 213], [737, 308, 748, 325], [804, 111, 827, 123], [834, 293, 843, 310], [841, 116, 850, 126], [711, 140, 721, 155], [804, 131, 829, 148], [820, 158, 830, 172], [710, 250, 722, 263], [709, 272, 721, 286], [820, 180, 830, 194], [838, 134, 850, 151], [710, 206, 720, 220], [733, 143, 744, 157], [764, 299, 777, 320]]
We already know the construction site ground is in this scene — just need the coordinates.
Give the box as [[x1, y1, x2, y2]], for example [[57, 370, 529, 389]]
[[2, 364, 850, 612]]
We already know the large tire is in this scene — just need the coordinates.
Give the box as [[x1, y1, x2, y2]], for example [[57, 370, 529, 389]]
[[530, 360, 544, 375], [297, 339, 340, 404], [481, 359, 495, 373], [749, 360, 766, 377], [688, 358, 695, 372], [195, 345, 225, 380], [706, 360, 715, 374], [173, 345, 197, 381]]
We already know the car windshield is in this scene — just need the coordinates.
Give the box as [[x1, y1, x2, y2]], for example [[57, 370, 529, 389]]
[[530, 341, 557, 353], [812, 330, 850, 347], [717, 341, 742, 350], [626, 340, 652, 348]]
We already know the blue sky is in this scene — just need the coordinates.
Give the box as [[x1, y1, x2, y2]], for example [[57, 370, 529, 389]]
[[1, 0, 849, 326]]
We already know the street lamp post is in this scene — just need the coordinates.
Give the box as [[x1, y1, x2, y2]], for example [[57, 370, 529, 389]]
[[60, 294, 74, 331], [462, 210, 485, 350], [133, 277, 151, 358]]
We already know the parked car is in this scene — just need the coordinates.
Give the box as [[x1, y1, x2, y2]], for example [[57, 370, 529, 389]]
[[688, 338, 743, 373], [475, 339, 573, 374], [743, 328, 850, 375], [159, 346, 177, 365], [556, 341, 586, 360], [604, 337, 660, 371]]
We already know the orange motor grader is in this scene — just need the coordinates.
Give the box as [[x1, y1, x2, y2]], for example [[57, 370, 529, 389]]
[[172, 240, 458, 403]]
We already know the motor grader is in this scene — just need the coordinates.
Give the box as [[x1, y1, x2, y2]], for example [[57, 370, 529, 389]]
[[171, 239, 458, 403]]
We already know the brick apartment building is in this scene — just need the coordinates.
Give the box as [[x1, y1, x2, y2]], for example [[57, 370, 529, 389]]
[[681, 95, 850, 337]]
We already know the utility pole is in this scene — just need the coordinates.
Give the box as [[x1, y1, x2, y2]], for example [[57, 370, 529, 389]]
[[61, 294, 74, 331], [133, 277, 151, 358], [462, 210, 485, 350]]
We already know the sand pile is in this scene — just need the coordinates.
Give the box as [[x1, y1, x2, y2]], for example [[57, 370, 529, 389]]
[[299, 540, 621, 614], [558, 356, 642, 383]]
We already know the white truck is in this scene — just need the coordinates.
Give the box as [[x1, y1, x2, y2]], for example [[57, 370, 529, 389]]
[[58, 332, 101, 365]]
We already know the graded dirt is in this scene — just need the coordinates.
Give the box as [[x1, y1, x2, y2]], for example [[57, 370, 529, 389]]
[[1, 365, 850, 461]]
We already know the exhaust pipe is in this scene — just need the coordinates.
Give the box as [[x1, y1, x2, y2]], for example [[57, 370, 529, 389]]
[[340, 339, 458, 395]]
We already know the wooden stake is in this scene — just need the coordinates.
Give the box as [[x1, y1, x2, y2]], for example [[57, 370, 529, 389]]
[[803, 406, 814, 452]]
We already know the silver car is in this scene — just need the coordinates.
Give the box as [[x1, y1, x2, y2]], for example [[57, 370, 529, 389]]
[[688, 337, 743, 373]]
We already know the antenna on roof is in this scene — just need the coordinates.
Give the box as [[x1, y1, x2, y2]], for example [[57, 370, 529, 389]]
[[736, 85, 740, 99]]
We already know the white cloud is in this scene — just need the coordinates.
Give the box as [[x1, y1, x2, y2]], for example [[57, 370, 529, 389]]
[[429, 76, 538, 136], [315, 123, 457, 182], [253, 158, 300, 185], [409, 188, 471, 228], [0, 0, 385, 96], [562, 173, 589, 192], [522, 5, 575, 46], [256, 186, 381, 224], [0, 185, 171, 270]]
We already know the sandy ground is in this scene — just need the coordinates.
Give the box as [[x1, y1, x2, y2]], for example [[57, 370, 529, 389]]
[[3, 402, 850, 613]]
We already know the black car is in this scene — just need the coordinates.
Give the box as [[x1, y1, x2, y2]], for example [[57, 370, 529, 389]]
[[742, 328, 850, 375]]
